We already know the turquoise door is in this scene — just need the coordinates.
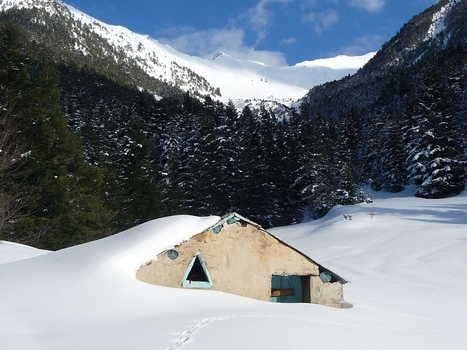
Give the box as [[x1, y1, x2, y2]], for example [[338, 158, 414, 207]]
[[270, 275, 303, 303]]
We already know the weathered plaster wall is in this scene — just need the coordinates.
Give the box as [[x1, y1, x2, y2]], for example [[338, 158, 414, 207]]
[[136, 221, 343, 307], [311, 276, 344, 308]]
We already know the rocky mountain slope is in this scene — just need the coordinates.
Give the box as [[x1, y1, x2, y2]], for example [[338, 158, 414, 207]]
[[303, 0, 466, 115], [0, 0, 372, 105], [300, 0, 466, 198]]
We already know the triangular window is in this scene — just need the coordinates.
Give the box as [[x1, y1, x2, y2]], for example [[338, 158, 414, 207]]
[[181, 253, 212, 288]]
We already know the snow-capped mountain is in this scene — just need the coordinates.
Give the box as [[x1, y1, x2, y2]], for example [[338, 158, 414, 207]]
[[0, 0, 373, 104]]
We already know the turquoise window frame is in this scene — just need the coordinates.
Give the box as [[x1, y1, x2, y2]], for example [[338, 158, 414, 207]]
[[181, 252, 212, 289]]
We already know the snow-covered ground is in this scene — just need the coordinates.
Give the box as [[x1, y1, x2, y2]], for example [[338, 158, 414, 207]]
[[1, 187, 466, 349]]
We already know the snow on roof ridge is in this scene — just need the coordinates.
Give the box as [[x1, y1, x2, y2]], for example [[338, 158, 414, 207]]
[[96, 215, 221, 276]]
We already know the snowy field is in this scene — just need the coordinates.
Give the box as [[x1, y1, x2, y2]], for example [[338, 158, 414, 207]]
[[1, 186, 466, 349]]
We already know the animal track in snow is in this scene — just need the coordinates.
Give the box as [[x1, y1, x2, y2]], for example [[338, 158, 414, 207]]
[[164, 313, 463, 349]]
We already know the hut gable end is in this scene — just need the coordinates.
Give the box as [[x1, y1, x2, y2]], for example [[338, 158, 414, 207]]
[[136, 212, 347, 308]]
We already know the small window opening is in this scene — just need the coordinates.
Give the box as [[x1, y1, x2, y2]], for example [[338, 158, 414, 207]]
[[226, 216, 239, 225], [187, 256, 209, 282], [167, 249, 179, 260], [318, 268, 338, 283], [212, 223, 223, 234], [181, 253, 212, 288]]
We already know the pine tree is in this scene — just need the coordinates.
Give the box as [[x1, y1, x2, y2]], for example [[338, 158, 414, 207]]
[[378, 117, 407, 192], [117, 121, 163, 229], [163, 148, 184, 214], [176, 93, 205, 214], [198, 96, 229, 214], [211, 99, 241, 213], [407, 66, 465, 198], [251, 105, 279, 226], [334, 109, 361, 205], [272, 115, 301, 225], [293, 113, 337, 220], [0, 89, 26, 238], [234, 105, 260, 218], [359, 108, 385, 187], [158, 103, 186, 215]]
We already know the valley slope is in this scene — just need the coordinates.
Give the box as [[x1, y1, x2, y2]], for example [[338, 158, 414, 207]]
[[0, 0, 373, 104]]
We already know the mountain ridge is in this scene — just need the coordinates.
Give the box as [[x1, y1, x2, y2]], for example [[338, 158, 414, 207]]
[[303, 0, 465, 113], [0, 0, 373, 104]]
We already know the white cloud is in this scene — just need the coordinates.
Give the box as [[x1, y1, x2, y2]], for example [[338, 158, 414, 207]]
[[155, 0, 297, 67], [347, 0, 386, 12], [301, 0, 339, 10], [302, 9, 339, 35], [281, 37, 297, 45], [159, 27, 288, 67], [245, 0, 294, 43]]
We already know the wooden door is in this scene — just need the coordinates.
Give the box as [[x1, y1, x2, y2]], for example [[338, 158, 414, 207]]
[[270, 275, 304, 303]]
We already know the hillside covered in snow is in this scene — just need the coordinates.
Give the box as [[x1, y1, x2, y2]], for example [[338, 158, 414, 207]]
[[0, 0, 373, 104], [1, 188, 466, 349]]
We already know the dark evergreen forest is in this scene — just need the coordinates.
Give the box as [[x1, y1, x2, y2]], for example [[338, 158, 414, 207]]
[[0, 24, 112, 249], [1, 0, 467, 250]]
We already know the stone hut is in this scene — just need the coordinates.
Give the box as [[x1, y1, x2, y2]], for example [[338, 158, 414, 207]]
[[136, 213, 348, 307]]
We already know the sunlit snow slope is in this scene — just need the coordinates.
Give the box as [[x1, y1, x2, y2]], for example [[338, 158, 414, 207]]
[[1, 0, 374, 104]]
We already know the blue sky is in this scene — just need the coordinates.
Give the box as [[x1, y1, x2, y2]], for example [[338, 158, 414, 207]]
[[66, 0, 439, 66]]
